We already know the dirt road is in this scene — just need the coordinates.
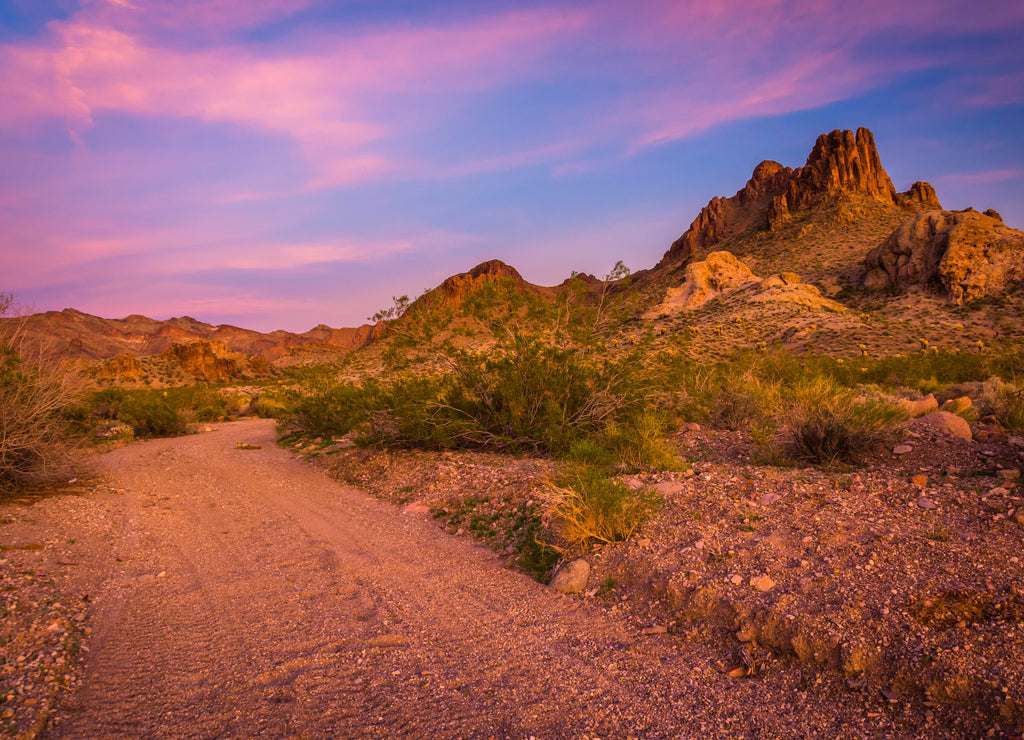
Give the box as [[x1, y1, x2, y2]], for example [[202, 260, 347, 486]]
[[19, 420, 928, 738]]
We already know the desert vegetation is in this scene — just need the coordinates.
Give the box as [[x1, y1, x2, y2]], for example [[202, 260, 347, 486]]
[[0, 294, 85, 490]]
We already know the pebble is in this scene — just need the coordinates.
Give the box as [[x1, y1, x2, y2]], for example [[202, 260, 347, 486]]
[[917, 498, 937, 510], [641, 625, 668, 635], [750, 575, 776, 592], [910, 474, 928, 487], [759, 493, 780, 506], [893, 445, 913, 455], [998, 469, 1021, 481]]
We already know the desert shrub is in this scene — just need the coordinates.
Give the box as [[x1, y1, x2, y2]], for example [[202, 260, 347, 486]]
[[566, 437, 617, 467], [975, 377, 1024, 431], [601, 409, 680, 471], [88, 384, 234, 437], [0, 340, 84, 488], [775, 375, 906, 465], [292, 380, 371, 437], [251, 393, 294, 420], [710, 367, 781, 431], [540, 466, 660, 550]]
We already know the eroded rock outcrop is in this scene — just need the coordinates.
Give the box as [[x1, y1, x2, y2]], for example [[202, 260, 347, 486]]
[[644, 252, 844, 316], [864, 210, 1024, 303], [659, 128, 942, 268], [161, 341, 241, 382]]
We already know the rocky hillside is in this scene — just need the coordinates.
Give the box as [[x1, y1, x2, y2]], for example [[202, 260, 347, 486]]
[[623, 127, 1024, 360]]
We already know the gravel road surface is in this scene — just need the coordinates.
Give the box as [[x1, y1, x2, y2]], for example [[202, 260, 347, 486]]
[[21, 420, 930, 738]]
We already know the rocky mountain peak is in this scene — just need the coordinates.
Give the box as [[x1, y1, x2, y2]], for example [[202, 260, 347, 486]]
[[659, 127, 943, 268], [789, 127, 897, 210]]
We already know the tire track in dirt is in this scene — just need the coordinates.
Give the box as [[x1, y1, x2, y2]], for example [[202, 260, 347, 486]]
[[46, 419, 923, 739]]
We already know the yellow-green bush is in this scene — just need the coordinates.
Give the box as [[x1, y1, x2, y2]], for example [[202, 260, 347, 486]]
[[540, 467, 660, 550]]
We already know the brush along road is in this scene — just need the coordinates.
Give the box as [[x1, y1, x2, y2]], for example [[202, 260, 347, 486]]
[[37, 419, 933, 738]]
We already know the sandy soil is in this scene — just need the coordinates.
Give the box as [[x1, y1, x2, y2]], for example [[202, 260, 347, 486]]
[[1, 419, 1001, 739]]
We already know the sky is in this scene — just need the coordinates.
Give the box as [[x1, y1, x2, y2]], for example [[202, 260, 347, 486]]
[[1, 0, 1023, 333]]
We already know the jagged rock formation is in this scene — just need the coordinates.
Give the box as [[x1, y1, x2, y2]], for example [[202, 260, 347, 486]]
[[661, 161, 793, 264], [644, 251, 844, 316], [659, 128, 941, 267], [99, 354, 148, 382], [0, 309, 375, 362], [160, 341, 244, 382], [863, 209, 1024, 303]]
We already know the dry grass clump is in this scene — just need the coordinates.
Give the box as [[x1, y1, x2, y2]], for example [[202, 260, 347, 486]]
[[775, 375, 906, 465], [540, 467, 660, 550]]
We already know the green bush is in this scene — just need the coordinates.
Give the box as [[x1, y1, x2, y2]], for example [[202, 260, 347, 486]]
[[292, 380, 370, 437], [88, 384, 236, 438], [975, 377, 1024, 432]]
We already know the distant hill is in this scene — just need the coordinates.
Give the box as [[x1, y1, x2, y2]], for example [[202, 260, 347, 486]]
[[0, 309, 377, 363]]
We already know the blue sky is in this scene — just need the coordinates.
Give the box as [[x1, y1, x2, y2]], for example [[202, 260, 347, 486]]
[[1, 0, 1022, 332]]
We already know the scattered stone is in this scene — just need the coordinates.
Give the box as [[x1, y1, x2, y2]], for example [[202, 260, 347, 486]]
[[401, 501, 431, 515], [654, 481, 685, 496], [910, 474, 928, 487], [549, 559, 590, 595], [917, 498, 937, 510], [893, 445, 913, 455], [880, 687, 900, 704], [750, 575, 776, 592], [998, 469, 1021, 481], [642, 625, 668, 635], [685, 422, 702, 433], [730, 575, 743, 585], [989, 487, 1009, 497], [759, 492, 780, 506], [1010, 436, 1024, 448], [727, 666, 748, 678]]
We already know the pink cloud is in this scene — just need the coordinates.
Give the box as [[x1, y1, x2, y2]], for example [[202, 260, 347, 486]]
[[84, 0, 315, 35], [0, 4, 590, 187]]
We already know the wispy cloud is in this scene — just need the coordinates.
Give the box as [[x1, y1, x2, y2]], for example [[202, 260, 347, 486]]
[[934, 169, 1024, 187]]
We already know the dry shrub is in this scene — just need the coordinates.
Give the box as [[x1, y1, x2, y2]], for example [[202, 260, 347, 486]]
[[975, 376, 1024, 432], [0, 296, 85, 488], [776, 375, 906, 466]]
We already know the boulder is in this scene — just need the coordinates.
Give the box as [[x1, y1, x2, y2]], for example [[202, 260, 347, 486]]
[[549, 559, 591, 594], [864, 210, 1024, 303], [940, 396, 973, 415], [898, 394, 938, 418], [916, 411, 973, 442]]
